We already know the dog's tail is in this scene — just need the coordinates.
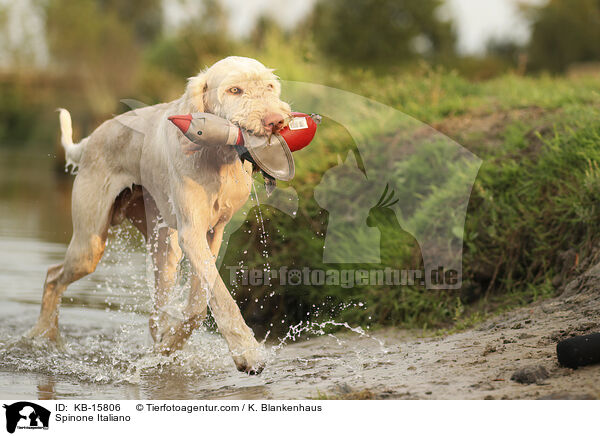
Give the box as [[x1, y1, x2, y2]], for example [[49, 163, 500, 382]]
[[58, 108, 86, 172]]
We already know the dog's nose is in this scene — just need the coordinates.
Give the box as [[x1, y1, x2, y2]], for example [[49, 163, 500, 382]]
[[262, 113, 285, 133]]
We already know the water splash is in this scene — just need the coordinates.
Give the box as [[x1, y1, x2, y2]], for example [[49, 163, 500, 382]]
[[0, 215, 392, 398], [251, 180, 271, 281], [272, 319, 390, 353]]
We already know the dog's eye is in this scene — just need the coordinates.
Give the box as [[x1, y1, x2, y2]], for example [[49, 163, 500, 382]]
[[266, 84, 275, 90], [228, 87, 243, 95]]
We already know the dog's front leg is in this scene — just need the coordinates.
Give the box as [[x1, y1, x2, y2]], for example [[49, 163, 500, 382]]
[[179, 226, 263, 373], [166, 182, 263, 374]]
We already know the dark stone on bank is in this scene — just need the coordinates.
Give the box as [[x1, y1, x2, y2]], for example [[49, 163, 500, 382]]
[[510, 365, 549, 384], [556, 332, 600, 369]]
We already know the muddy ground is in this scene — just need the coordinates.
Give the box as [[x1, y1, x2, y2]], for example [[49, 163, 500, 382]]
[[317, 263, 600, 400]]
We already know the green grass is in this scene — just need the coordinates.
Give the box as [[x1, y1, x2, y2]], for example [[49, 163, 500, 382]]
[[463, 103, 600, 291]]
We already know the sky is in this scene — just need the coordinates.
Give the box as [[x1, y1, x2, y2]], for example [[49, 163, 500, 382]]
[[171, 0, 546, 55], [444, 0, 545, 53], [1, 0, 547, 67]]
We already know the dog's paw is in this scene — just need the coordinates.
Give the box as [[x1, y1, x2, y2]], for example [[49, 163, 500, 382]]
[[232, 347, 265, 375], [23, 325, 65, 350], [26, 323, 60, 342], [152, 316, 204, 356]]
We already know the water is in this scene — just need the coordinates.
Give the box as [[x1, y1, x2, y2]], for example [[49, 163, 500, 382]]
[[0, 148, 399, 400]]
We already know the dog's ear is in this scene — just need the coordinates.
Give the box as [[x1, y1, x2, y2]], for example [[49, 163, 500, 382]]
[[187, 71, 208, 112]]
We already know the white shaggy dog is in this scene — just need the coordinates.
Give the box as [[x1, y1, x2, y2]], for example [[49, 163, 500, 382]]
[[28, 56, 291, 374]]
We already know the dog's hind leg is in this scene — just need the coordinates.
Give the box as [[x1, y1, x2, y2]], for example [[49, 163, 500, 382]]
[[147, 227, 185, 344], [28, 173, 127, 341], [152, 271, 207, 354], [151, 231, 207, 354], [119, 189, 187, 345]]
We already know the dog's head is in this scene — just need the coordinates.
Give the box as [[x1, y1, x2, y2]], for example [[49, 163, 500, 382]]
[[186, 56, 291, 136]]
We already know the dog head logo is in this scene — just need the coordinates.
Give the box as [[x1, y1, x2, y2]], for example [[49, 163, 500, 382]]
[[119, 78, 482, 290], [2, 402, 50, 434]]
